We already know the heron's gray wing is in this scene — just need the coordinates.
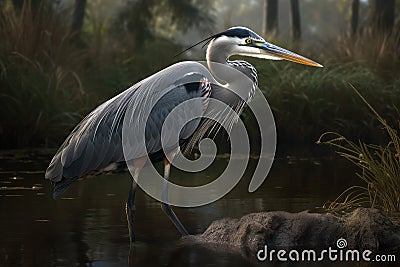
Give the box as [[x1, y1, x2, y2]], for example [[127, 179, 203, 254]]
[[45, 61, 213, 198], [142, 73, 212, 155]]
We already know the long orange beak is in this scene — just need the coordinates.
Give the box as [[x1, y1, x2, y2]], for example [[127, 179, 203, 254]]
[[258, 41, 323, 67]]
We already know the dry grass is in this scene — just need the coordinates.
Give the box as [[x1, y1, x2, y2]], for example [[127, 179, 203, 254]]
[[333, 24, 400, 77], [318, 85, 400, 215], [0, 1, 88, 147]]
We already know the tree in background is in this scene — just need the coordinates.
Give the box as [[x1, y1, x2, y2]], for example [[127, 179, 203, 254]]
[[369, 0, 396, 34], [290, 0, 301, 42], [351, 0, 359, 36], [11, 0, 23, 12], [9, 0, 53, 14], [262, 0, 278, 37], [71, 0, 86, 39], [112, 0, 214, 50]]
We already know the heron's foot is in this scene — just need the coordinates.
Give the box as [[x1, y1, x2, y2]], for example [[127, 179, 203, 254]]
[[161, 203, 189, 236], [126, 202, 136, 243]]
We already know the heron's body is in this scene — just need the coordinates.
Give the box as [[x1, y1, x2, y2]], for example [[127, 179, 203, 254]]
[[46, 62, 212, 192], [45, 26, 322, 242]]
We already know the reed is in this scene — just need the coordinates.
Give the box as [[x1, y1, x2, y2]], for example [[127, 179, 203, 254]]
[[0, 1, 88, 147], [318, 85, 400, 214]]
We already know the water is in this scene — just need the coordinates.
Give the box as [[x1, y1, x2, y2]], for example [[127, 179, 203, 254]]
[[0, 149, 377, 266]]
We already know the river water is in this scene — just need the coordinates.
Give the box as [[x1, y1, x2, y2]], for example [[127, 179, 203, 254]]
[[0, 149, 382, 266]]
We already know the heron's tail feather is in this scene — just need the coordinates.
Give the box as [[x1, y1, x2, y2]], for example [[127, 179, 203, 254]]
[[53, 177, 79, 200]]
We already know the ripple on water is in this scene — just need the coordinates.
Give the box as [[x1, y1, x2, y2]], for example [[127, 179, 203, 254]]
[[0, 186, 43, 191], [10, 176, 24, 180], [34, 219, 50, 222]]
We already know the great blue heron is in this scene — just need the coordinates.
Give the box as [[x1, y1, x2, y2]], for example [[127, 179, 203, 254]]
[[45, 26, 322, 242]]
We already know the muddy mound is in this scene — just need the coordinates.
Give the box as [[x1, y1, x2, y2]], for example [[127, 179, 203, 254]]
[[196, 208, 400, 258]]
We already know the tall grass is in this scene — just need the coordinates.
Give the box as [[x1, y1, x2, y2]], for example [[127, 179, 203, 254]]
[[0, 1, 88, 147], [328, 22, 400, 78], [0, 1, 194, 148], [317, 85, 400, 214], [252, 23, 400, 146], [256, 61, 400, 144]]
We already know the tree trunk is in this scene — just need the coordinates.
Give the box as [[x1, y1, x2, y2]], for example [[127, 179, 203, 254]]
[[262, 0, 278, 37], [0, 0, 5, 13], [290, 0, 301, 42], [10, 0, 49, 15], [12, 0, 23, 13], [369, 0, 395, 34], [71, 0, 86, 38], [351, 0, 359, 36]]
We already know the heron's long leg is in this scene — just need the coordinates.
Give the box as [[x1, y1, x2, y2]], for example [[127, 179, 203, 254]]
[[161, 153, 189, 236], [126, 180, 137, 243], [126, 157, 147, 243]]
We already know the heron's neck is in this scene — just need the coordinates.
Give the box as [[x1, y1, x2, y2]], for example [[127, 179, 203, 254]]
[[206, 43, 228, 67], [206, 43, 258, 104], [226, 59, 258, 87], [206, 42, 258, 87]]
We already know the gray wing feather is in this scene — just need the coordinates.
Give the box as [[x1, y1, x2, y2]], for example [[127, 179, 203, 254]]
[[45, 61, 213, 185], [143, 85, 206, 153]]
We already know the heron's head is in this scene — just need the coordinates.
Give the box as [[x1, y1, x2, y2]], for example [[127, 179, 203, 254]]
[[206, 26, 322, 67]]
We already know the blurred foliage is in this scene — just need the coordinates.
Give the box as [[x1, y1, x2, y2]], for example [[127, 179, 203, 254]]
[[112, 0, 214, 47], [82, 0, 215, 95]]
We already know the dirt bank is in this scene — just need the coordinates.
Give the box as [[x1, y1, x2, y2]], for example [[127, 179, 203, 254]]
[[192, 208, 400, 259]]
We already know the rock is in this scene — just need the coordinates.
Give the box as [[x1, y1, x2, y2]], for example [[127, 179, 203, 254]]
[[343, 208, 400, 250], [197, 208, 400, 259]]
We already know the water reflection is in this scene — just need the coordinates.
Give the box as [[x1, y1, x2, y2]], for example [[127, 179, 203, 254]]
[[1, 150, 364, 266]]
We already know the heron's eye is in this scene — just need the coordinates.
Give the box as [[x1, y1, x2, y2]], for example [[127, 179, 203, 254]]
[[245, 38, 252, 44]]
